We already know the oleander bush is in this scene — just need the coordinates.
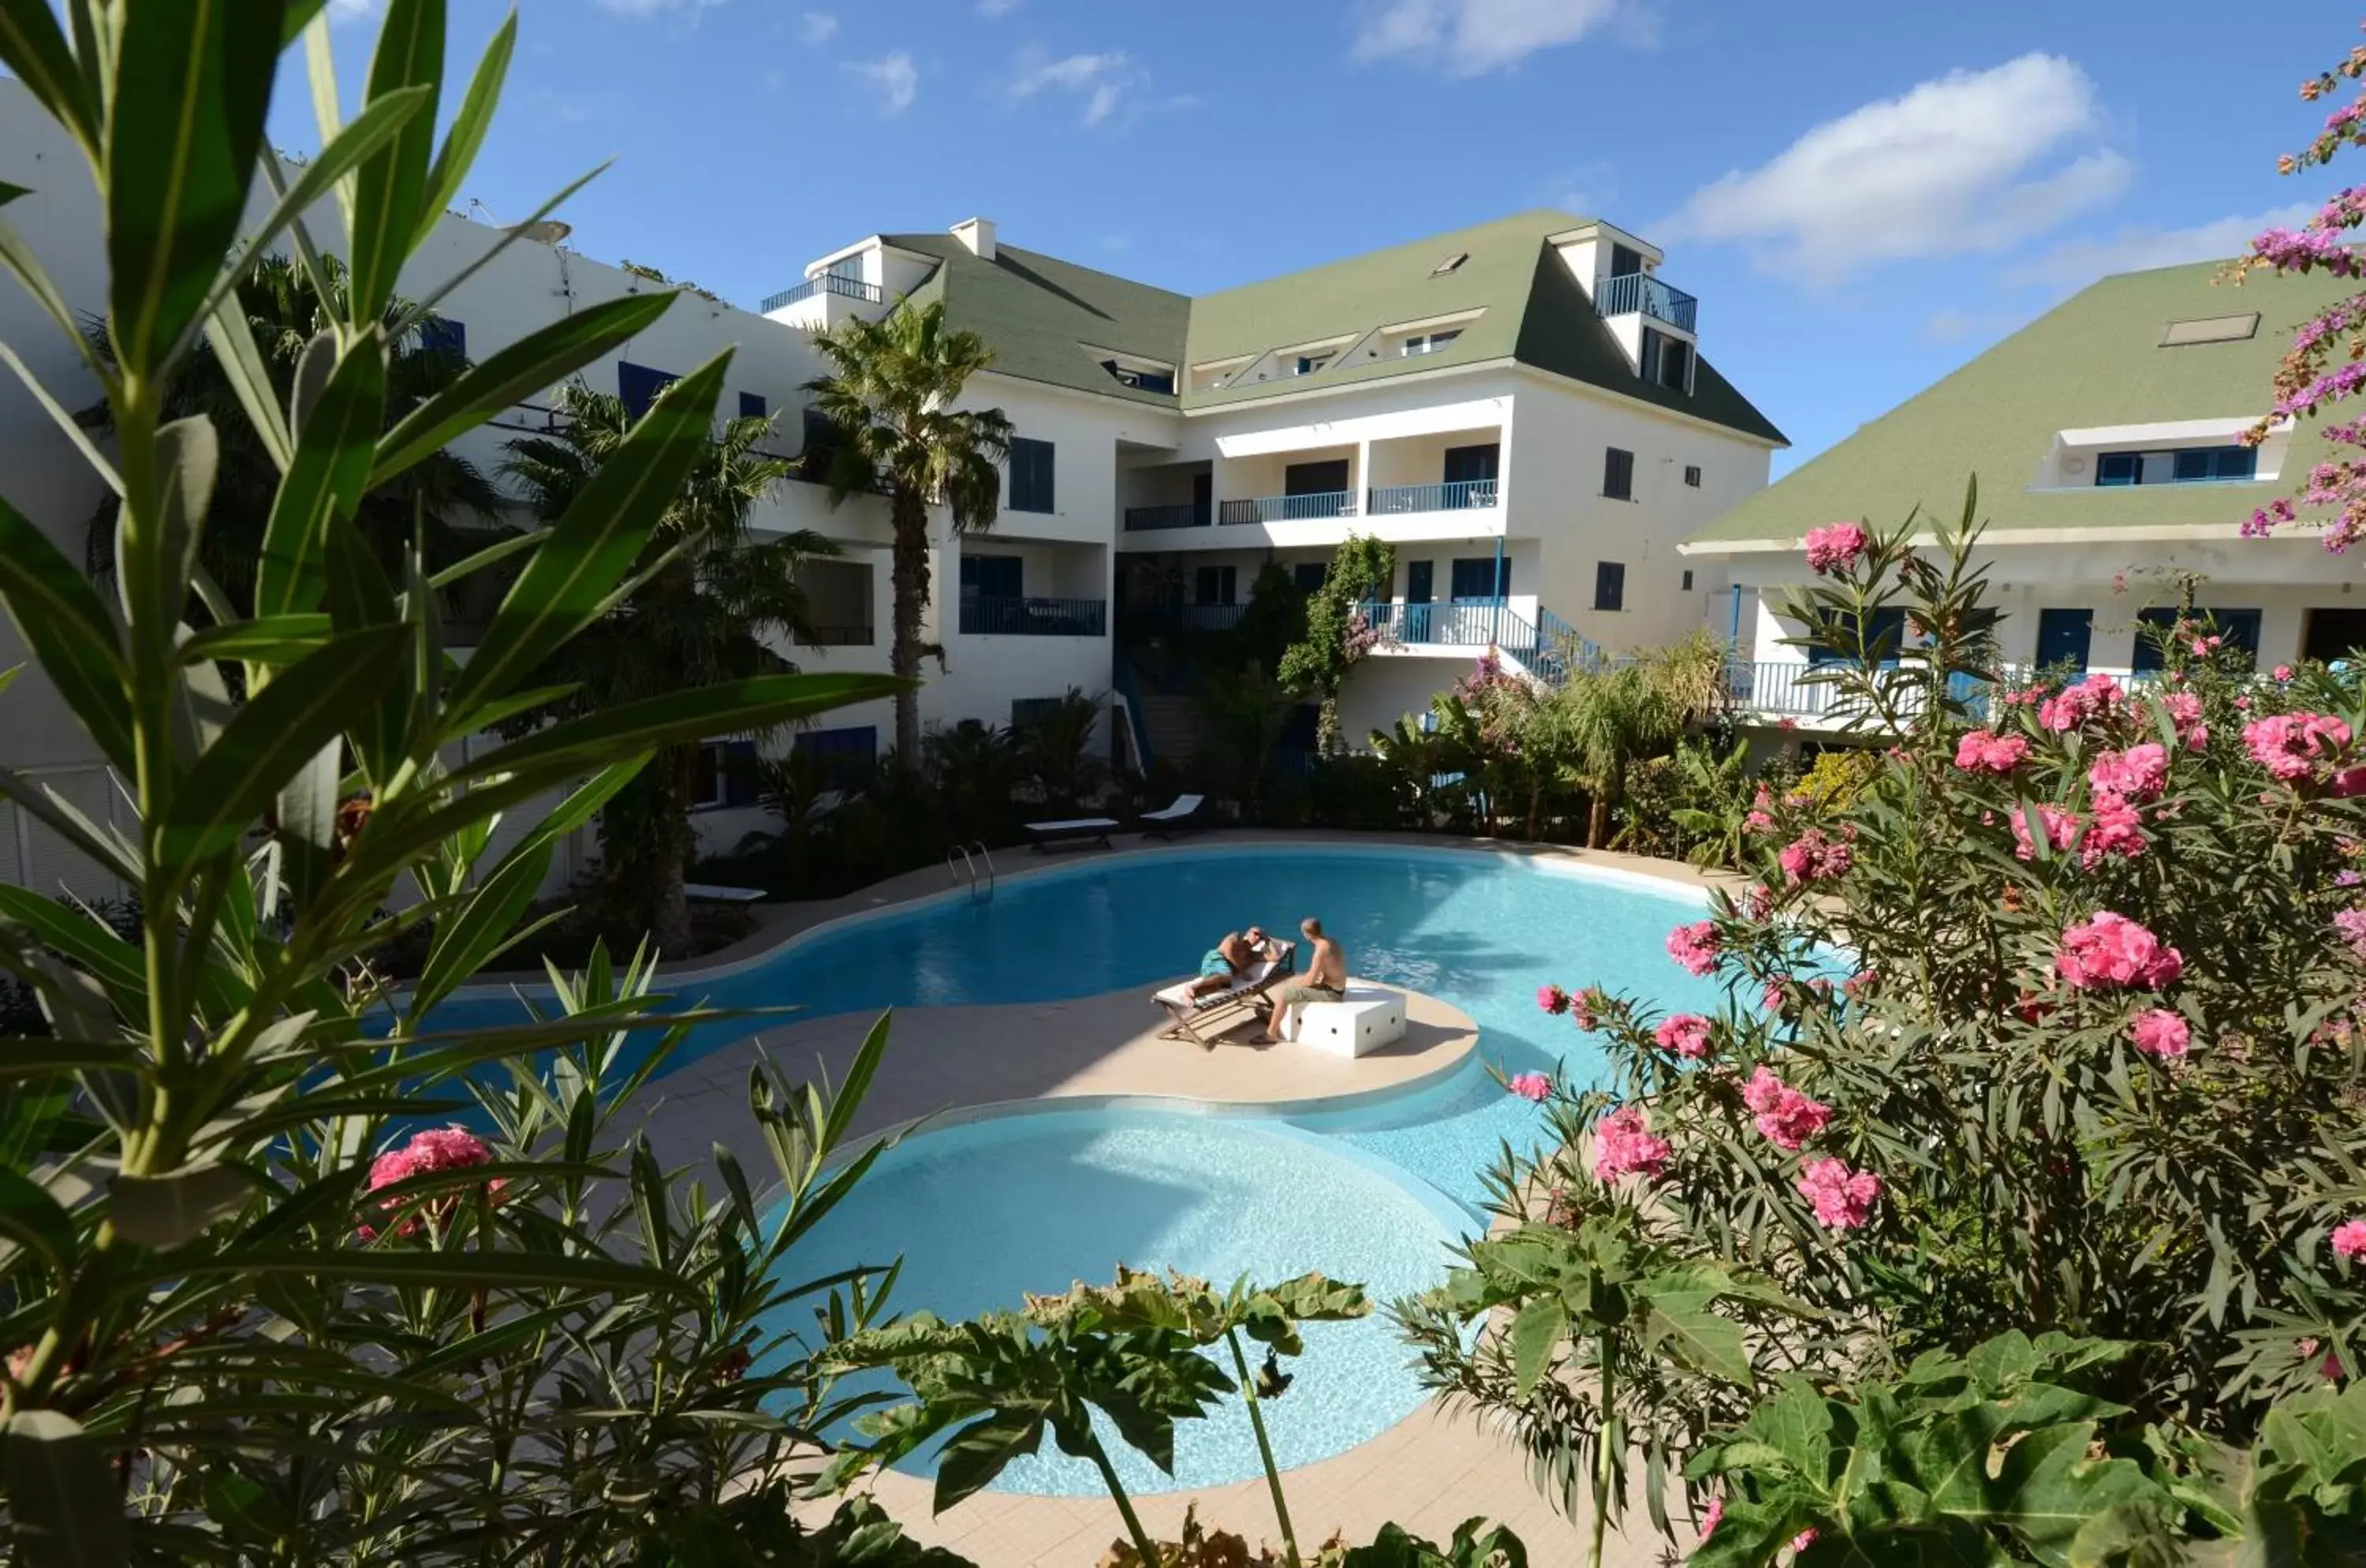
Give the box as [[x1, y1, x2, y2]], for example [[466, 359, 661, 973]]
[[1403, 493, 2366, 1564]]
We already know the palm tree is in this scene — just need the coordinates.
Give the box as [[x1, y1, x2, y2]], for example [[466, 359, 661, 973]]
[[1539, 631, 1726, 847], [80, 252, 504, 610], [502, 383, 835, 954], [804, 301, 1013, 762]]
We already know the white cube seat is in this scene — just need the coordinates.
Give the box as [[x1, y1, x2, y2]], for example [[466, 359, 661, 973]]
[[1286, 984, 1407, 1058]]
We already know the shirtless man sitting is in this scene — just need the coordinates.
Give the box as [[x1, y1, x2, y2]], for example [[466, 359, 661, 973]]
[[1188, 925, 1271, 996], [1262, 917, 1344, 1042]]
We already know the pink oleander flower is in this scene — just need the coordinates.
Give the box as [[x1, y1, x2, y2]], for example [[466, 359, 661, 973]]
[[1804, 521, 1869, 574], [1538, 984, 1571, 1015], [2089, 743, 2169, 801], [1507, 1071, 1552, 1103], [1796, 1159, 1879, 1230], [1778, 827, 1853, 885], [362, 1126, 500, 1239], [1790, 1528, 1822, 1555], [2332, 1218, 2366, 1261], [1667, 920, 1722, 977], [2056, 912, 2184, 991], [2038, 672, 2124, 734], [1744, 808, 1775, 834], [1745, 883, 1776, 921], [2011, 804, 2081, 861], [1761, 980, 1786, 1014], [1655, 1014, 1714, 1059], [1954, 730, 2030, 775], [2335, 908, 2366, 956], [2335, 767, 2366, 798], [2299, 1336, 2346, 1382], [2342, 870, 2364, 887], [1592, 1105, 1671, 1182], [2132, 1008, 2191, 1059], [2275, 664, 2295, 681], [1700, 1493, 1724, 1540], [1570, 987, 1603, 1031], [2082, 795, 2147, 867], [1743, 1066, 1831, 1151], [2189, 633, 2223, 655], [2247, 712, 2354, 782]]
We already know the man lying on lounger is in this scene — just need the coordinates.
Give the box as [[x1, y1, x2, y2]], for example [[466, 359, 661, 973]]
[[1261, 917, 1345, 1042], [1189, 926, 1273, 996]]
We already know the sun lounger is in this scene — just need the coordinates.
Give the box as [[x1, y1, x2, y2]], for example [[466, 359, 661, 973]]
[[1024, 816, 1120, 852], [1136, 793, 1207, 838], [1151, 941, 1297, 1049]]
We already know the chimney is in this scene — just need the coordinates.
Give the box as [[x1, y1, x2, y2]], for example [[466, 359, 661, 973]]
[[950, 217, 997, 261]]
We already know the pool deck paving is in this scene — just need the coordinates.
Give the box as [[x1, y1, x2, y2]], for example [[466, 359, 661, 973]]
[[618, 833, 1722, 1566]]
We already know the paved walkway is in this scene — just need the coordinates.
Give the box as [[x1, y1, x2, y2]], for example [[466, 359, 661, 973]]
[[600, 834, 1722, 1566]]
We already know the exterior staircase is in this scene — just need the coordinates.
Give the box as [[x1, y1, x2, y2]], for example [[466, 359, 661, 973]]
[[1359, 599, 1605, 690], [1136, 693, 1200, 769]]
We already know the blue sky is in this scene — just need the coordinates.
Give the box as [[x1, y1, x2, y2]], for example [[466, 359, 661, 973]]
[[291, 0, 2361, 474]]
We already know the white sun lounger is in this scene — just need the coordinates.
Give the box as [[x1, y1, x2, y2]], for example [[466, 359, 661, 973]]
[[1024, 816, 1120, 851], [1136, 793, 1207, 837], [1151, 941, 1297, 1049]]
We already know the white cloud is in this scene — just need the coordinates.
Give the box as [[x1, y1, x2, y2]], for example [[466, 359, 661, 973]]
[[844, 51, 918, 116], [1006, 49, 1161, 127], [1353, 0, 1621, 77], [1664, 54, 2133, 286], [1009, 50, 1129, 99], [327, 0, 379, 21], [2006, 203, 2312, 290], [797, 10, 838, 43], [977, 0, 1021, 15]]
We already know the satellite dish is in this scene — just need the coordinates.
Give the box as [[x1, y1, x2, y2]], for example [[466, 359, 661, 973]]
[[513, 219, 573, 245]]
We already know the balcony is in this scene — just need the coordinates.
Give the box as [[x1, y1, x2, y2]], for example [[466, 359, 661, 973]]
[[1124, 601, 1248, 633], [1124, 501, 1212, 532], [959, 595, 1107, 637], [761, 273, 885, 312], [1595, 272, 1697, 334], [1367, 478, 1498, 516], [1218, 491, 1358, 525]]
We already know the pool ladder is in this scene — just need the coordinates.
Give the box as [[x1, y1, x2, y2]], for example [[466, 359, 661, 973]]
[[946, 841, 996, 902]]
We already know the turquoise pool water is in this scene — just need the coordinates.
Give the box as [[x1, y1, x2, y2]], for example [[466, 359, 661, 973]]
[[693, 846, 1726, 1496]]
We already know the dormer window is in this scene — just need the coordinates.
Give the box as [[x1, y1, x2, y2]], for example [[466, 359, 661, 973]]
[[1100, 359, 1174, 394], [1640, 327, 1694, 395], [1401, 330, 1461, 357], [2095, 446, 2257, 486], [1293, 353, 1334, 376], [1431, 252, 1468, 277]]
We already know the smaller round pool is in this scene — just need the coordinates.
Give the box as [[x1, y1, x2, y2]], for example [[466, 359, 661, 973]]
[[774, 1103, 1464, 1495]]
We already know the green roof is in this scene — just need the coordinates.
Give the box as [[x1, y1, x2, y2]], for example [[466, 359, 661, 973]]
[[879, 211, 1783, 442], [1685, 260, 2353, 551]]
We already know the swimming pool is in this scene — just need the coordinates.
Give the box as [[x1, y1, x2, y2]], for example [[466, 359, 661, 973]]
[[615, 845, 1727, 1495]]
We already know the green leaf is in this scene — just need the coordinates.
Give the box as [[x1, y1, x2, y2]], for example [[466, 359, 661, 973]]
[[931, 1412, 1043, 1514], [0, 1040, 143, 1080], [345, 0, 442, 323], [140, 1246, 702, 1301], [201, 286, 294, 474], [4, 1409, 129, 1568], [0, 1166, 77, 1272], [445, 352, 733, 716], [1507, 1295, 1566, 1394], [369, 292, 676, 489], [0, 497, 131, 772], [255, 328, 390, 621], [0, 884, 147, 1001], [155, 624, 407, 884], [406, 838, 553, 1022], [121, 416, 215, 646], [106, 0, 285, 376], [1646, 1290, 1756, 1388], [108, 1162, 252, 1248], [179, 615, 334, 666], [427, 525, 547, 592], [414, 10, 515, 250], [452, 673, 907, 786], [0, 1, 97, 155]]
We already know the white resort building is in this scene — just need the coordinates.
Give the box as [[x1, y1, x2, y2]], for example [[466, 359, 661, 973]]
[[1681, 260, 2364, 747]]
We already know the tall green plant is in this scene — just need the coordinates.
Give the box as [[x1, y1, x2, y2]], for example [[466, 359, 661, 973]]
[[501, 382, 836, 954], [806, 303, 1013, 763], [0, 4, 905, 1560], [1279, 534, 1394, 752]]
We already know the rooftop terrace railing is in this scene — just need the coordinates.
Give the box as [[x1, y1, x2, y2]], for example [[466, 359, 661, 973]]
[[760, 273, 885, 312], [1595, 271, 1698, 334]]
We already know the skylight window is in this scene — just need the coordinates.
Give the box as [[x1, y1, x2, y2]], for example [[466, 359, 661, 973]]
[[2159, 313, 2260, 347], [1430, 252, 1468, 277]]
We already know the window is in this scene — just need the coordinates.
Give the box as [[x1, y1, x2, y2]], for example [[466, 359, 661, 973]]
[[1640, 327, 1694, 394], [2133, 606, 2261, 672], [792, 726, 877, 789], [959, 553, 1023, 599], [1101, 360, 1176, 394], [2035, 608, 2093, 673], [1284, 458, 1351, 506], [1442, 442, 1500, 487], [416, 315, 465, 359], [1681, 569, 1694, 592], [738, 391, 768, 419], [1430, 252, 1468, 277], [1808, 607, 1908, 666], [2305, 607, 2366, 663], [1684, 465, 1702, 488], [2159, 313, 2260, 346], [691, 740, 759, 810], [2094, 446, 2256, 486], [1293, 562, 1327, 595], [1192, 565, 1237, 605], [1603, 446, 1635, 500], [618, 361, 678, 419], [1293, 353, 1333, 376], [1406, 560, 1434, 603], [1450, 558, 1510, 600], [1594, 562, 1626, 612], [1610, 244, 1644, 277], [1008, 436, 1055, 513], [1401, 329, 1463, 357]]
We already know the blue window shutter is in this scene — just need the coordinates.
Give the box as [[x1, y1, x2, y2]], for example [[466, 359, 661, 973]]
[[723, 741, 761, 806], [1594, 561, 1625, 612], [417, 315, 465, 359], [2095, 452, 2138, 487], [1009, 437, 1054, 513], [618, 361, 679, 419], [739, 391, 768, 419]]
